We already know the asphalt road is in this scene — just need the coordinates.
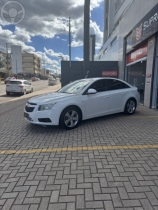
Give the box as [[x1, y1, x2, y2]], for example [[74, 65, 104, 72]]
[[0, 80, 49, 104]]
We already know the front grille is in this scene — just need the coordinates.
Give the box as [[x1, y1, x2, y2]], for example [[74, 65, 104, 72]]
[[25, 106, 35, 112]]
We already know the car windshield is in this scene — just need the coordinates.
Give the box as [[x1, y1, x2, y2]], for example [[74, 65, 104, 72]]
[[9, 81, 22, 85], [58, 80, 91, 94]]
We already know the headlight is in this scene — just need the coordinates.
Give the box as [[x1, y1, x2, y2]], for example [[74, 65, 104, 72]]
[[38, 102, 57, 111]]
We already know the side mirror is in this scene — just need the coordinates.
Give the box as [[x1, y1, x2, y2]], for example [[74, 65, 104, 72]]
[[87, 89, 97, 94]]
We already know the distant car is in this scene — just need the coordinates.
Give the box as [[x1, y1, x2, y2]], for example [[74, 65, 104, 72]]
[[31, 77, 36, 82], [48, 77, 56, 86], [6, 80, 33, 95], [4, 77, 16, 84], [36, 78, 40, 81], [24, 78, 140, 129]]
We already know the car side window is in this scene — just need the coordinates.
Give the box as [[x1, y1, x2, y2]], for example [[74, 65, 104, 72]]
[[106, 79, 130, 91], [24, 81, 29, 85], [88, 80, 106, 92]]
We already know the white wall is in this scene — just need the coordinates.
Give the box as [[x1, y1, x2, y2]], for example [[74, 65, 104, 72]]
[[11, 45, 23, 74]]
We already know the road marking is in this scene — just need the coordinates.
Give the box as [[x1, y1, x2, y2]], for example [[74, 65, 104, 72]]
[[0, 144, 158, 155]]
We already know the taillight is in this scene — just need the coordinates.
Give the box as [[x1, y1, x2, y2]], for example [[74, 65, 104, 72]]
[[18, 85, 24, 88]]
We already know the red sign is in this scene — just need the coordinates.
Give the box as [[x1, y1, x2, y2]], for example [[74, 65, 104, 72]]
[[127, 44, 148, 64], [102, 71, 118, 77], [146, 74, 151, 78]]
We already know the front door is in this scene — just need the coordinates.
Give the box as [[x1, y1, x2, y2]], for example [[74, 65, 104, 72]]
[[82, 79, 110, 119]]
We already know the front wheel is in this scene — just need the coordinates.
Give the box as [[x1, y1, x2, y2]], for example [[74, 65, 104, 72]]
[[124, 99, 136, 115], [60, 107, 81, 129]]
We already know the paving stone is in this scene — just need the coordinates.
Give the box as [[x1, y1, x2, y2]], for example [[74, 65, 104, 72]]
[[77, 195, 85, 209], [14, 192, 27, 204], [86, 201, 103, 209], [50, 190, 59, 203], [39, 197, 49, 210], [11, 205, 30, 210], [67, 203, 75, 210], [59, 196, 75, 203], [1, 199, 14, 210], [48, 203, 66, 210]]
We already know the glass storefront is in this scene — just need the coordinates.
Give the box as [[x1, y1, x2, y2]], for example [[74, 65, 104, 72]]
[[127, 60, 146, 104]]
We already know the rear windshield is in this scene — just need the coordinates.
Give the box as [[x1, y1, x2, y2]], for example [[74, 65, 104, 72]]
[[9, 81, 22, 85]]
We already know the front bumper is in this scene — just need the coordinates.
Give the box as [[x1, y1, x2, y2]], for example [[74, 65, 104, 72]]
[[24, 106, 60, 126]]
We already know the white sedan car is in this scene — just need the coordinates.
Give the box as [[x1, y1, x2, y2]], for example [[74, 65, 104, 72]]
[[24, 78, 140, 129], [6, 80, 33, 95]]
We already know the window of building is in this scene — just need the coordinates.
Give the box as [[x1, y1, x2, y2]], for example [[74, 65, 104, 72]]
[[111, 36, 117, 47], [115, 0, 123, 12]]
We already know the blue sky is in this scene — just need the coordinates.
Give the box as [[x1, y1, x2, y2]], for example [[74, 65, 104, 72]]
[[0, 0, 104, 72]]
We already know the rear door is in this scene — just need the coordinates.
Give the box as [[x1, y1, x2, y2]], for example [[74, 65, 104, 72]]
[[24, 81, 30, 92], [105, 79, 131, 113]]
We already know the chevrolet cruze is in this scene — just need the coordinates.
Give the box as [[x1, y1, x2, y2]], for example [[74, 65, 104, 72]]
[[24, 78, 140, 129]]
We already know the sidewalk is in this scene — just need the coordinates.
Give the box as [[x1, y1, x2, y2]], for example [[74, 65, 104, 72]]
[[0, 83, 61, 104]]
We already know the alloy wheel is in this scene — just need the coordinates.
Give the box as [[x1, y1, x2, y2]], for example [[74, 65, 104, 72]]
[[127, 100, 135, 114], [64, 110, 79, 128]]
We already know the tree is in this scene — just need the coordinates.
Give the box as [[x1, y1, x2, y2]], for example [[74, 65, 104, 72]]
[[0, 60, 4, 68]]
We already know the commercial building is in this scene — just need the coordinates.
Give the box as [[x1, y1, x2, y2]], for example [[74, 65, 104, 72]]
[[22, 52, 41, 76], [96, 0, 158, 109], [0, 49, 41, 77]]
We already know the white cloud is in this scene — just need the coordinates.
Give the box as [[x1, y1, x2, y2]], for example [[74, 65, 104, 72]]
[[44, 48, 69, 61], [75, 57, 83, 61]]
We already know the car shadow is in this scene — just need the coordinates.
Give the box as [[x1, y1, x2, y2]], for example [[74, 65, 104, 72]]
[[24, 110, 141, 135]]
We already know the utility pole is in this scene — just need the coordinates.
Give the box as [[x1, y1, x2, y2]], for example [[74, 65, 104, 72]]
[[5, 43, 9, 76], [69, 17, 71, 67], [16, 59, 18, 79]]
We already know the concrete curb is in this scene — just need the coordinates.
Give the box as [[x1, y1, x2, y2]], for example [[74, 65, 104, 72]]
[[0, 84, 61, 105]]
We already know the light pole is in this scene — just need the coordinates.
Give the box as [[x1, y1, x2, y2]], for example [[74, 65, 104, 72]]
[[69, 17, 71, 67]]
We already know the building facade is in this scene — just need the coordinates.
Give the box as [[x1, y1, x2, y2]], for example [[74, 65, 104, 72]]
[[0, 49, 41, 77], [96, 0, 158, 109], [22, 53, 41, 76]]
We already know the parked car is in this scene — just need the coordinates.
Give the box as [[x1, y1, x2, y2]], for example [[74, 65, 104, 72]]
[[24, 78, 140, 129], [36, 77, 40, 81], [31, 77, 36, 82], [6, 80, 33, 95], [4, 77, 16, 84], [48, 77, 56, 86]]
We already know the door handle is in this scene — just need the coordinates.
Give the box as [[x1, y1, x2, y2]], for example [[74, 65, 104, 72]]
[[121, 92, 126, 95], [104, 96, 109, 98]]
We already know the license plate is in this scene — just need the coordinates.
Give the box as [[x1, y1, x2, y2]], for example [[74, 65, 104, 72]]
[[24, 112, 29, 118]]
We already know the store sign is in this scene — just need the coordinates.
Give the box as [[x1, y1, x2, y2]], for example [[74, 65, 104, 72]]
[[131, 3, 158, 47], [127, 44, 147, 64], [102, 71, 118, 77]]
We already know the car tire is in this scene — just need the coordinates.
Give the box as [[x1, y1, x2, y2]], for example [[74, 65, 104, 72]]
[[60, 106, 81, 130], [31, 88, 33, 93], [23, 90, 26, 95], [124, 98, 136, 115], [6, 92, 10, 95]]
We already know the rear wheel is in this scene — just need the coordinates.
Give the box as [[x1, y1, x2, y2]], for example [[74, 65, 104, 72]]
[[124, 99, 136, 115], [23, 90, 26, 95], [60, 106, 81, 129]]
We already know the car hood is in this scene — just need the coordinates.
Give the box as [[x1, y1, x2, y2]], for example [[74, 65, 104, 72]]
[[28, 92, 76, 105]]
